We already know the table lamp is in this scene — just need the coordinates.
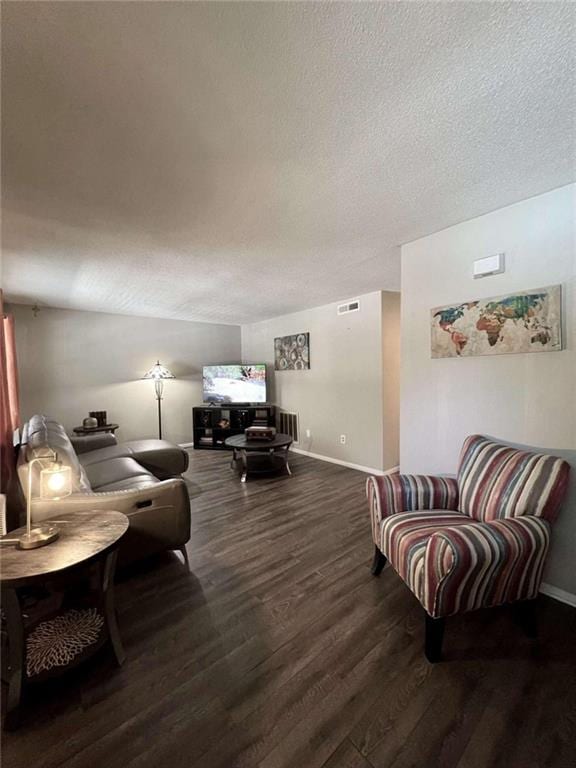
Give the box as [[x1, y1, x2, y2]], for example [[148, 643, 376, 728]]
[[21, 449, 72, 549], [142, 360, 175, 439]]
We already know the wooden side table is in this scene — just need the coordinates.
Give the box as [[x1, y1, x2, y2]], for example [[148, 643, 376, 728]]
[[0, 510, 129, 730], [72, 423, 119, 436]]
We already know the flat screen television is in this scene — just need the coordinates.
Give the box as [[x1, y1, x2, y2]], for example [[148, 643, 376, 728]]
[[202, 364, 267, 404]]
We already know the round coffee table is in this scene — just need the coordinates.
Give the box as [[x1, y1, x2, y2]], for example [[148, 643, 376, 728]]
[[225, 433, 293, 482], [1, 510, 129, 730]]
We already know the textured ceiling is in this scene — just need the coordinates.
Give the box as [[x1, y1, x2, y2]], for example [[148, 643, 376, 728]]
[[2, 1, 575, 324]]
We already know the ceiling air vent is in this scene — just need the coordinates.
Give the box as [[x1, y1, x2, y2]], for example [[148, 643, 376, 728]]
[[337, 299, 360, 315]]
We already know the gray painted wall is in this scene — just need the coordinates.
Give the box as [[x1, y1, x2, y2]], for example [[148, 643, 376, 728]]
[[241, 290, 400, 471], [382, 291, 400, 471], [400, 184, 576, 597], [10, 304, 241, 445]]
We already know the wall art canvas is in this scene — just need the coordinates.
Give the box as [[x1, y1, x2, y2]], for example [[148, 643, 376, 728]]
[[431, 285, 562, 358], [274, 333, 310, 370]]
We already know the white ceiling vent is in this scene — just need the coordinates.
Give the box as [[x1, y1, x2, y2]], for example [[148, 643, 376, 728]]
[[337, 299, 360, 315]]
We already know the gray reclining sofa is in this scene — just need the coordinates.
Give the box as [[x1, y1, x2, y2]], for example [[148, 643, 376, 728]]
[[17, 415, 191, 565]]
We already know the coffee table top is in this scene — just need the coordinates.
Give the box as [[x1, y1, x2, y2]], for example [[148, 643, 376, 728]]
[[225, 433, 293, 450], [0, 510, 129, 587]]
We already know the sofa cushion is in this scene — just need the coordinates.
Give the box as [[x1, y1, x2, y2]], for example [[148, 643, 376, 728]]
[[79, 444, 134, 467], [119, 440, 189, 478], [85, 457, 157, 491], [79, 439, 188, 478], [22, 414, 91, 493], [379, 510, 473, 603], [95, 474, 161, 492], [457, 435, 570, 522], [70, 432, 117, 454]]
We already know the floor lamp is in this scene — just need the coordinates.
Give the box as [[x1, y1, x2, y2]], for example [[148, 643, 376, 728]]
[[142, 361, 175, 439]]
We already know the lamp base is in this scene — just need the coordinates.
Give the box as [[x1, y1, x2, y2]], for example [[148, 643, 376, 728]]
[[18, 525, 60, 550]]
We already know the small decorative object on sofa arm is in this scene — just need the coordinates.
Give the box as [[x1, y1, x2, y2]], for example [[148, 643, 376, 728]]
[[89, 410, 108, 427], [366, 435, 570, 663]]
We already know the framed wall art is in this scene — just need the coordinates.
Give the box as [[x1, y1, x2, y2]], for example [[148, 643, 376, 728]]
[[431, 285, 562, 358], [274, 333, 310, 370]]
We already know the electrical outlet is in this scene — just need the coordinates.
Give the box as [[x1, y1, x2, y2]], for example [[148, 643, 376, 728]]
[[340, 434, 346, 445], [305, 429, 311, 439]]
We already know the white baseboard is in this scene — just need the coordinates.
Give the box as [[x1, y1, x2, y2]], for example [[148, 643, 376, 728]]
[[539, 583, 576, 608], [290, 446, 398, 476], [181, 439, 575, 605], [180, 440, 397, 477]]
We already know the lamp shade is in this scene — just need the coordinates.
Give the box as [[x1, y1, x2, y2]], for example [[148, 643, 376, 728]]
[[40, 463, 72, 500], [142, 361, 175, 380]]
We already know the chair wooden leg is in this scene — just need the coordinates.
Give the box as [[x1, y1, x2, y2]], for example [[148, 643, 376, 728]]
[[371, 546, 387, 576], [514, 599, 538, 639], [425, 614, 445, 663]]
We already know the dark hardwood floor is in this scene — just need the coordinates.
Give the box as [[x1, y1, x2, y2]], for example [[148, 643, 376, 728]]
[[3, 449, 576, 768]]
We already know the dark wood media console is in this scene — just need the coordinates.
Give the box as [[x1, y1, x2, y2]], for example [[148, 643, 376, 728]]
[[192, 405, 276, 450]]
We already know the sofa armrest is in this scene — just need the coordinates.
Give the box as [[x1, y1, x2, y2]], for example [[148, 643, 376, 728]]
[[70, 433, 118, 454], [424, 516, 551, 618], [367, 474, 459, 544], [121, 440, 189, 478], [30, 478, 191, 566], [30, 478, 188, 520]]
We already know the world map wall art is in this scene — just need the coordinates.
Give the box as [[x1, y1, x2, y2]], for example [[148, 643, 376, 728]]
[[430, 285, 562, 359]]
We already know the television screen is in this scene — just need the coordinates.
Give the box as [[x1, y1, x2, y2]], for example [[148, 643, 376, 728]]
[[202, 364, 267, 404]]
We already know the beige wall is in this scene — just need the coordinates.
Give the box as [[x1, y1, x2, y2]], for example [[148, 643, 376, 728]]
[[11, 293, 399, 470], [241, 290, 400, 472], [10, 304, 241, 445], [400, 184, 576, 597], [382, 291, 400, 470]]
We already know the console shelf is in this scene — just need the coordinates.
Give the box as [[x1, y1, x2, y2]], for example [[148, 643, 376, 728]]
[[192, 405, 276, 450]]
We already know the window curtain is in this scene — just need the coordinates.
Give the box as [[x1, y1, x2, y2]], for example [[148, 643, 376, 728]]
[[0, 291, 21, 520]]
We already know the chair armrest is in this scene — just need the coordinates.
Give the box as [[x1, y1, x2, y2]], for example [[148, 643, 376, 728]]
[[424, 516, 551, 618], [70, 433, 118, 454], [366, 473, 459, 542]]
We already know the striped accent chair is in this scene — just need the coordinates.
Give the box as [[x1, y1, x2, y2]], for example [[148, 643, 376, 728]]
[[366, 435, 570, 662]]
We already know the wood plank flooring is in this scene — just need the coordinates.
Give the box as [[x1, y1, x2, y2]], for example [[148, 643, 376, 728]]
[[3, 450, 576, 768]]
